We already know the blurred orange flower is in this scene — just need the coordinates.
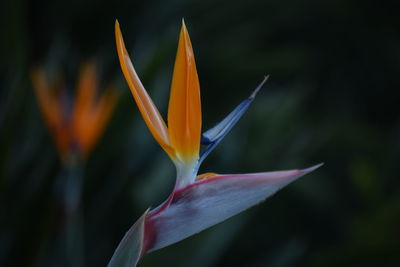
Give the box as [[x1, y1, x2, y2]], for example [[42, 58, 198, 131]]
[[32, 62, 118, 162]]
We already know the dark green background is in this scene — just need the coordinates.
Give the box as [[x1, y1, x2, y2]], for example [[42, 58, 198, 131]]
[[1, 0, 399, 266]]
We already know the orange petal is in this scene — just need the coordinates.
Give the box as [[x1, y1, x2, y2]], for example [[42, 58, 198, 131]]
[[74, 62, 98, 122], [75, 88, 118, 157], [196, 172, 217, 180], [115, 20, 174, 158], [167, 20, 201, 161], [31, 68, 70, 156], [72, 62, 100, 156]]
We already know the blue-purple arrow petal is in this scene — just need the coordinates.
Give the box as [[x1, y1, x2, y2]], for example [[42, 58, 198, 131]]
[[199, 76, 269, 165]]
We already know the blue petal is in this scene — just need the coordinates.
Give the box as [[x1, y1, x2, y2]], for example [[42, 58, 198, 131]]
[[199, 76, 269, 164]]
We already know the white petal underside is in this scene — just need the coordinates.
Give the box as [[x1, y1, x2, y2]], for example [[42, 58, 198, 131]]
[[107, 209, 148, 267], [147, 164, 322, 252]]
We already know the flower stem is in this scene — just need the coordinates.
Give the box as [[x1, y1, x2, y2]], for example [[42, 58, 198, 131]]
[[63, 158, 85, 267]]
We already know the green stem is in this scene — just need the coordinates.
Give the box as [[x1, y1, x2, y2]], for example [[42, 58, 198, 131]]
[[49, 154, 85, 267], [63, 158, 85, 267]]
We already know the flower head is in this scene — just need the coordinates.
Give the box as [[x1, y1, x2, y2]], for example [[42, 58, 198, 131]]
[[110, 20, 322, 267], [32, 62, 118, 161]]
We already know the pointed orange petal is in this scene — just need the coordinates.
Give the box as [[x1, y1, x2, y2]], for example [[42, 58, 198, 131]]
[[72, 62, 100, 156], [167, 21, 201, 161], [115, 20, 174, 157], [31, 69, 70, 156], [31, 69, 60, 127], [74, 62, 97, 121], [75, 88, 118, 157]]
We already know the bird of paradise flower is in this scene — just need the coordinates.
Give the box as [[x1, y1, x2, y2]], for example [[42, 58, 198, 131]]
[[32, 62, 118, 163], [109, 20, 322, 267], [32, 62, 118, 266]]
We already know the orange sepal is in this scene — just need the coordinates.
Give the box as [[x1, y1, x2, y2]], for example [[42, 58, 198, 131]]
[[115, 20, 175, 158], [72, 64, 118, 157], [167, 21, 201, 161], [31, 69, 71, 157]]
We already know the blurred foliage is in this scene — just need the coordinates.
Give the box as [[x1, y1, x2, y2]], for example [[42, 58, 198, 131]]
[[1, 0, 399, 266]]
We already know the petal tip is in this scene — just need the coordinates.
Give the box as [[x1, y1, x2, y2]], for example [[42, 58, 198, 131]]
[[301, 162, 324, 174], [107, 209, 150, 267], [115, 19, 121, 33], [250, 75, 269, 99]]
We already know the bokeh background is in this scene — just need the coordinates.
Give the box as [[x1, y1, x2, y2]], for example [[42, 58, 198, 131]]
[[1, 0, 399, 266]]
